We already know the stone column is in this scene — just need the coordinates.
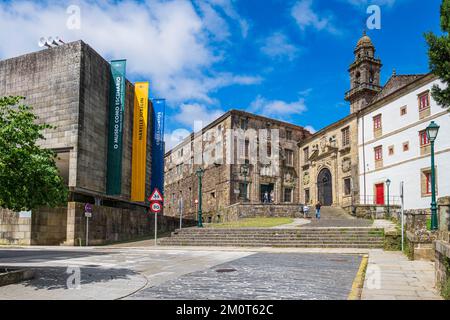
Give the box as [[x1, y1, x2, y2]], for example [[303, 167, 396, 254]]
[[438, 196, 450, 242]]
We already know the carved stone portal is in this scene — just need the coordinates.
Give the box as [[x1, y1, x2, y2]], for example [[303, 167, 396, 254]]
[[303, 172, 310, 185], [342, 157, 352, 173]]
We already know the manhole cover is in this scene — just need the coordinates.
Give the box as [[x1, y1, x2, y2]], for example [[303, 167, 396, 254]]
[[215, 268, 237, 273]]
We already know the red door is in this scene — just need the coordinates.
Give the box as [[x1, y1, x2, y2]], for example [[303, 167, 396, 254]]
[[375, 183, 385, 205]]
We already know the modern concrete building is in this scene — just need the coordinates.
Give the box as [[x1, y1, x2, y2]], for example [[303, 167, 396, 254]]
[[0, 41, 188, 245]]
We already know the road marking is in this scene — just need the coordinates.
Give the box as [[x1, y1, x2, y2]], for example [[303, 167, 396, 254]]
[[348, 254, 368, 300]]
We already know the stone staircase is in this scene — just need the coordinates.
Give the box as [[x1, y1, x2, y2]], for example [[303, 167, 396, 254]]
[[158, 227, 385, 248], [302, 206, 373, 228]]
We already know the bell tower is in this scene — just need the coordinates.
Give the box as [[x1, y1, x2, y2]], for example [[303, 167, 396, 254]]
[[345, 31, 382, 113]]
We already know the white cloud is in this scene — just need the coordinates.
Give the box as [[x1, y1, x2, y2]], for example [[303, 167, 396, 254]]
[[261, 32, 300, 61], [195, 0, 230, 41], [0, 0, 258, 104], [304, 125, 317, 134], [343, 0, 397, 7], [298, 88, 313, 96], [174, 103, 226, 128], [291, 0, 338, 34], [164, 128, 191, 151], [199, 0, 250, 38], [249, 95, 307, 120]]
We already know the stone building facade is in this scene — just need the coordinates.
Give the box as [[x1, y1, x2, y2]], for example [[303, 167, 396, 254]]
[[164, 110, 310, 220], [298, 115, 359, 207], [297, 32, 383, 207], [0, 41, 185, 245]]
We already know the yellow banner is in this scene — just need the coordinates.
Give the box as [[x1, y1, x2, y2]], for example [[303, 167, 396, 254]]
[[131, 82, 149, 202]]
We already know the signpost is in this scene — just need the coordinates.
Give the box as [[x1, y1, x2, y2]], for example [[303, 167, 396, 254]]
[[149, 189, 164, 246], [84, 203, 93, 246]]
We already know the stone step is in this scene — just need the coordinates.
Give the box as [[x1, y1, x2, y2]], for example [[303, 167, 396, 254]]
[[162, 226, 385, 248], [159, 242, 383, 248], [174, 230, 383, 235], [167, 234, 384, 238], [159, 242, 383, 247], [177, 227, 381, 231], [173, 232, 384, 237], [160, 237, 384, 242], [159, 239, 384, 244], [162, 238, 383, 243], [174, 230, 383, 234], [175, 227, 383, 233]]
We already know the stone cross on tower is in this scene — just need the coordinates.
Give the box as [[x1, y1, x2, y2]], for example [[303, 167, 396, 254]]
[[345, 31, 383, 113]]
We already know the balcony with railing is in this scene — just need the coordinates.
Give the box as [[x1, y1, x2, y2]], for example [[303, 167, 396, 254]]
[[344, 82, 382, 100]]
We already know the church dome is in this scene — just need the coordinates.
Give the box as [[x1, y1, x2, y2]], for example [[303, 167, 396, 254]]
[[356, 31, 374, 48]]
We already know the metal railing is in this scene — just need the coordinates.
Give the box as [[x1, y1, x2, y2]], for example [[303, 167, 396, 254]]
[[357, 195, 401, 206]]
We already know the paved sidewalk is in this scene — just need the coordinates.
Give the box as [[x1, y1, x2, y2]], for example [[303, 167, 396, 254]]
[[362, 250, 442, 300], [272, 218, 311, 228]]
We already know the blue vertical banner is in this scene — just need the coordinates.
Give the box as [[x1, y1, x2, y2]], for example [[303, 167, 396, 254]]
[[107, 60, 127, 195], [150, 99, 166, 196]]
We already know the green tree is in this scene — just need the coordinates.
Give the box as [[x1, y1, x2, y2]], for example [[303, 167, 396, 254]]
[[425, 0, 450, 110], [0, 96, 67, 212]]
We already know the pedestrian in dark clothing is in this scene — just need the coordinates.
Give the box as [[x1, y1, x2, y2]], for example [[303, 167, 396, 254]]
[[315, 202, 322, 220]]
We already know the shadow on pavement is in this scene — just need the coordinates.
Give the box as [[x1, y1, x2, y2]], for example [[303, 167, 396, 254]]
[[11, 266, 141, 291], [0, 250, 109, 263]]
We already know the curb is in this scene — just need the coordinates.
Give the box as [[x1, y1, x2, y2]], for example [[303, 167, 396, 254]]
[[0, 268, 35, 287], [348, 254, 369, 300]]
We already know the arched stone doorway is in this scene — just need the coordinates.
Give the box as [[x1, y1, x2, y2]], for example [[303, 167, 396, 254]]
[[317, 168, 333, 206]]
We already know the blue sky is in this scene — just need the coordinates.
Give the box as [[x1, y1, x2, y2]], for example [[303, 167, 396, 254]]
[[0, 0, 443, 149]]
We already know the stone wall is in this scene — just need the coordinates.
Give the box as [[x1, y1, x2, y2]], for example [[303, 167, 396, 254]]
[[30, 207, 68, 245], [434, 241, 450, 299], [344, 204, 400, 219], [64, 202, 196, 246], [435, 197, 450, 298], [404, 209, 436, 261], [212, 204, 302, 223], [0, 209, 31, 245], [438, 197, 450, 243]]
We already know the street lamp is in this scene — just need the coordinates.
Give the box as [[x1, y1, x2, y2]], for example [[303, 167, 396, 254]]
[[386, 179, 391, 217], [426, 121, 440, 231], [241, 163, 250, 202], [196, 167, 204, 228]]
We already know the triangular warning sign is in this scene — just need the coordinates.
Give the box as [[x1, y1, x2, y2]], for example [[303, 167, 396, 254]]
[[149, 188, 164, 202]]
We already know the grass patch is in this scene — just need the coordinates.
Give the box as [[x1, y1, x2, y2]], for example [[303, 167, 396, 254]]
[[440, 257, 450, 300], [206, 217, 294, 229], [403, 233, 414, 260], [426, 217, 432, 231]]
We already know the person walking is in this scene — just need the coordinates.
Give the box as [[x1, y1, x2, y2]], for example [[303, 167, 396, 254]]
[[303, 204, 310, 219], [263, 191, 269, 204], [315, 201, 322, 220]]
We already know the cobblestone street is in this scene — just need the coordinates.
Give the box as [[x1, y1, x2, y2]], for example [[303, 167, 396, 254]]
[[0, 247, 363, 300], [130, 253, 361, 300]]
